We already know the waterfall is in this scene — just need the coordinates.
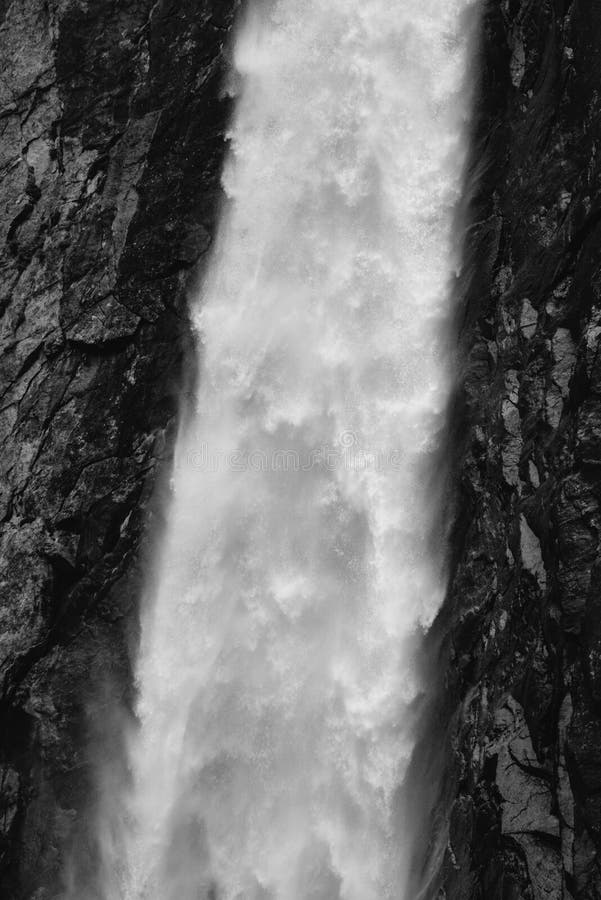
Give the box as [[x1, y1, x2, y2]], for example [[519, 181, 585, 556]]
[[112, 1, 476, 897]]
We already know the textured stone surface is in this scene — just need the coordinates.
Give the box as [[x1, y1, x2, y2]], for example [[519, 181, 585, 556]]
[[0, 0, 237, 896], [420, 1, 601, 898], [2, 0, 601, 898]]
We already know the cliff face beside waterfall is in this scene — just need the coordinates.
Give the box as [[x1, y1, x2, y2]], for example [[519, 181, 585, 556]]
[[0, 1, 600, 899], [0, 1, 237, 895], [435, 1, 601, 898]]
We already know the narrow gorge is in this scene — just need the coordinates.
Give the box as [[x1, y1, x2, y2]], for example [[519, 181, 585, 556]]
[[0, 2, 599, 900]]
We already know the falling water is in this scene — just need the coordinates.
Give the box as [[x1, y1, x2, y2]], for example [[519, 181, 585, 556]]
[[113, 1, 476, 897]]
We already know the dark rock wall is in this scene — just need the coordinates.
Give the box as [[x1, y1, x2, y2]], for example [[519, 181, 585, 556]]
[[0, 1, 237, 896], [2, 0, 601, 898], [432, 1, 601, 898]]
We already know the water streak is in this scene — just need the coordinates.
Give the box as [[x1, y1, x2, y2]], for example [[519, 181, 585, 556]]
[[116, 1, 476, 897]]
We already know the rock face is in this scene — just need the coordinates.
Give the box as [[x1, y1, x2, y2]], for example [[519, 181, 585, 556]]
[[2, 0, 601, 898], [428, 1, 601, 898], [0, 1, 237, 896]]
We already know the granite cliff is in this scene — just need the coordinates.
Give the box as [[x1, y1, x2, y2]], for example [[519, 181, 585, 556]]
[[428, 1, 601, 898], [0, 1, 237, 896], [1, 0, 600, 898]]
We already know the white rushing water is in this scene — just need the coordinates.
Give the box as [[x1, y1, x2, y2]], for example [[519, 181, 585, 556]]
[[110, 1, 476, 898]]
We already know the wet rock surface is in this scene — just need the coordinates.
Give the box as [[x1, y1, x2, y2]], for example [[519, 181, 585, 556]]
[[0, 0, 237, 895], [2, 0, 601, 898], [427, 1, 601, 898]]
